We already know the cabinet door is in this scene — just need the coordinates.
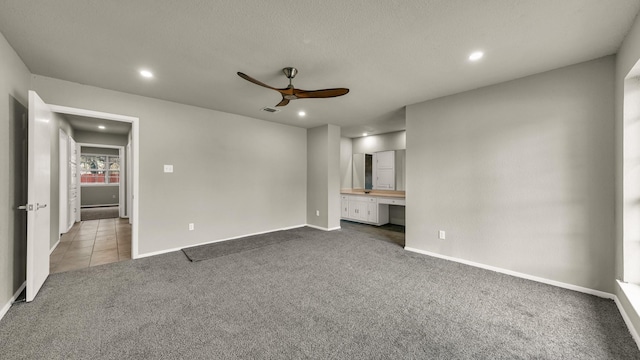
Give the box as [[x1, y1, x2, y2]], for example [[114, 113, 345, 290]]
[[341, 199, 349, 218], [367, 202, 378, 223], [349, 200, 360, 220], [348, 201, 366, 221]]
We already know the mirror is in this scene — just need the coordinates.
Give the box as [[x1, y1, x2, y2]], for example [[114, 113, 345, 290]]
[[353, 150, 405, 191]]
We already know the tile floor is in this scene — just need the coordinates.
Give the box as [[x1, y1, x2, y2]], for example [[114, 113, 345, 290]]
[[50, 218, 131, 274]]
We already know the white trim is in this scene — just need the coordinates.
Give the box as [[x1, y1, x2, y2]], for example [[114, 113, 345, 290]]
[[306, 224, 341, 231], [50, 106, 139, 260], [135, 224, 307, 259], [0, 281, 26, 322], [615, 281, 640, 350], [50, 238, 60, 255], [404, 247, 615, 299], [132, 119, 139, 259], [77, 144, 125, 217], [48, 105, 138, 123]]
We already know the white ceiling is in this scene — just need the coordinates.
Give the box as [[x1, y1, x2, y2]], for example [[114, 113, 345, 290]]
[[1, 1, 638, 138], [64, 114, 131, 135]]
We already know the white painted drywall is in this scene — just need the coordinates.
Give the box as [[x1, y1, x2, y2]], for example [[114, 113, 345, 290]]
[[307, 124, 340, 229], [32, 75, 307, 255], [340, 137, 353, 189], [49, 113, 74, 247], [615, 9, 640, 342], [0, 31, 31, 312], [406, 56, 615, 293]]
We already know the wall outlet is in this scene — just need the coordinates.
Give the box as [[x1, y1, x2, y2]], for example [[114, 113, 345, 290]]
[[164, 164, 174, 173], [439, 230, 446, 240], [188, 223, 194, 231], [316, 210, 320, 217]]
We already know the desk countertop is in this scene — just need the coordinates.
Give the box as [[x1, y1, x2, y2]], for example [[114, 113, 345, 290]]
[[340, 189, 406, 199]]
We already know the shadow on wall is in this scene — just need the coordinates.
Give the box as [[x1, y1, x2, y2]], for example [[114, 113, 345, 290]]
[[10, 96, 27, 290]]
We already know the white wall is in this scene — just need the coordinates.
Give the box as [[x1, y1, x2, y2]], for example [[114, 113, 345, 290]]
[[406, 56, 615, 293], [307, 124, 340, 230], [32, 75, 307, 255], [616, 9, 640, 341], [49, 113, 73, 247], [340, 137, 353, 189], [74, 131, 128, 146], [0, 31, 31, 312]]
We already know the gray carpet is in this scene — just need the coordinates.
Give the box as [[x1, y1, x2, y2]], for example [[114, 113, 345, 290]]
[[1, 222, 638, 359], [81, 206, 119, 221], [182, 230, 301, 262]]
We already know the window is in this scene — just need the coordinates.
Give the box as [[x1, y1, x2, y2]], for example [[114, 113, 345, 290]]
[[80, 154, 120, 185]]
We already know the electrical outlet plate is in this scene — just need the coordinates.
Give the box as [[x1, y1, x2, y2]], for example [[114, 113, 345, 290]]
[[439, 230, 446, 240], [164, 164, 173, 173], [316, 210, 320, 216], [188, 223, 194, 231]]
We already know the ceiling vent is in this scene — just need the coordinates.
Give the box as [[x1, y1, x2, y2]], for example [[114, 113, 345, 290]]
[[261, 106, 281, 113]]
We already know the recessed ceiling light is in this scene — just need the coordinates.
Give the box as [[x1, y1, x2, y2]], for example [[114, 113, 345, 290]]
[[469, 51, 484, 61], [98, 125, 106, 130], [140, 69, 154, 78], [363, 133, 368, 137], [298, 111, 306, 117]]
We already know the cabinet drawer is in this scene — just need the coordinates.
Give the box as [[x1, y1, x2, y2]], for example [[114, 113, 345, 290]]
[[350, 196, 376, 203], [378, 198, 406, 206]]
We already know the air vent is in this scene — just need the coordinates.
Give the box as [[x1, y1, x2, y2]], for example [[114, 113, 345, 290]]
[[261, 107, 281, 113]]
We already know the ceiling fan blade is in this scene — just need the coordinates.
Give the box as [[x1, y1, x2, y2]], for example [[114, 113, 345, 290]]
[[237, 72, 279, 90], [275, 98, 290, 107], [294, 88, 350, 99]]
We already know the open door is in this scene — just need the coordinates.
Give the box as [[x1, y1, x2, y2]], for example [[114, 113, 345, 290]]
[[25, 91, 52, 302]]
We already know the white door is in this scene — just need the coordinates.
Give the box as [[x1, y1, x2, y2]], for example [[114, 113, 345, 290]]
[[26, 91, 52, 302]]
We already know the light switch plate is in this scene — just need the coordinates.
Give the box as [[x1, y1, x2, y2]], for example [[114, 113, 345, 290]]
[[164, 165, 173, 173]]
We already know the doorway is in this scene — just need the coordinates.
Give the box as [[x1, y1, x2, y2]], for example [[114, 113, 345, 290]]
[[76, 143, 125, 221], [50, 108, 138, 273], [47, 104, 139, 260]]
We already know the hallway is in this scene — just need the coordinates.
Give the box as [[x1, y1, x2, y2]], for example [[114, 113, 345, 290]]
[[50, 218, 131, 273]]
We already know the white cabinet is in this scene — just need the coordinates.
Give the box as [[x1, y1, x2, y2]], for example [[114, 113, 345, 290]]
[[341, 195, 389, 226], [374, 151, 395, 190], [341, 196, 350, 218]]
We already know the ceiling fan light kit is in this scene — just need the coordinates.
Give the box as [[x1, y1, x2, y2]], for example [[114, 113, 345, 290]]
[[237, 67, 349, 107]]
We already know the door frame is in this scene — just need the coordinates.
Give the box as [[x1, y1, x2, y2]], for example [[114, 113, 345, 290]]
[[48, 105, 140, 258], [76, 143, 126, 218]]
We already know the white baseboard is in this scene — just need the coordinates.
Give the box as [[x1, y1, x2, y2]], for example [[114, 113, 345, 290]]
[[0, 281, 26, 322], [404, 246, 614, 299], [135, 224, 308, 259], [306, 224, 341, 231], [50, 238, 60, 255]]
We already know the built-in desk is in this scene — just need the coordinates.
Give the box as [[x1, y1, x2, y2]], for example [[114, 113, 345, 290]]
[[340, 189, 405, 226]]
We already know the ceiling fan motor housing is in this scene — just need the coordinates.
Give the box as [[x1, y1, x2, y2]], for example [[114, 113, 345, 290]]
[[283, 67, 298, 79]]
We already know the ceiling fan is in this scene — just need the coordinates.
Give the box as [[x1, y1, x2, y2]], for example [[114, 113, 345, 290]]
[[237, 67, 349, 107]]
